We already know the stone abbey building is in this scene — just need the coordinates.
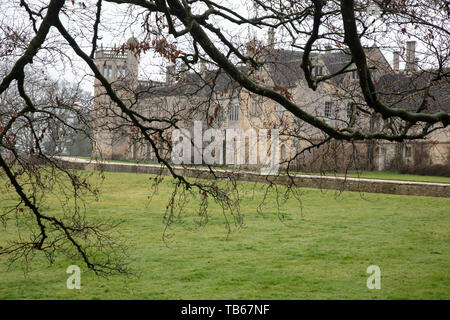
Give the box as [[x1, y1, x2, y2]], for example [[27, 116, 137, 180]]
[[93, 36, 449, 172]]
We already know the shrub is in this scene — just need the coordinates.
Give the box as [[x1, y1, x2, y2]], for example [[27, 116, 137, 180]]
[[398, 164, 450, 177]]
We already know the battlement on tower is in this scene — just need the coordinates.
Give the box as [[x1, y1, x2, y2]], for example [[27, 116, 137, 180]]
[[95, 48, 128, 60]]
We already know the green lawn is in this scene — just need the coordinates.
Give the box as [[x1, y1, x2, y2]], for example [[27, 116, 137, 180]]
[[0, 170, 449, 299]]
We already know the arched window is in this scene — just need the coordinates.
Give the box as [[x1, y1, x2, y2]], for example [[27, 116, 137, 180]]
[[347, 102, 355, 123], [324, 102, 332, 124], [280, 144, 286, 162], [228, 103, 239, 121]]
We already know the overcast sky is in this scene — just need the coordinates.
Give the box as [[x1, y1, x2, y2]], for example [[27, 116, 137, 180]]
[[1, 0, 438, 96]]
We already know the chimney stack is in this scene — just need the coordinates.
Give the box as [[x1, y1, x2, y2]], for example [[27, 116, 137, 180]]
[[267, 28, 275, 49], [406, 41, 416, 72], [393, 51, 400, 72], [200, 60, 207, 77]]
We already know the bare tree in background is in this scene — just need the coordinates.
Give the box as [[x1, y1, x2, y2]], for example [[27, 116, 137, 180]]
[[0, 0, 448, 275]]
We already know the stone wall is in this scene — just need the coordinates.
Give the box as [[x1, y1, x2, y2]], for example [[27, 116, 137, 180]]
[[59, 159, 450, 198]]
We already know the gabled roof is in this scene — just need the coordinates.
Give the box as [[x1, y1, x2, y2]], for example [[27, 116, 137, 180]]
[[317, 50, 352, 76]]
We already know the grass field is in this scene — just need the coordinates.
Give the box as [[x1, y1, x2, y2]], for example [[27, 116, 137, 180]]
[[0, 170, 449, 299]]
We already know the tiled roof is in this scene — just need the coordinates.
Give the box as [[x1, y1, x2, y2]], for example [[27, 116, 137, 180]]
[[136, 68, 242, 98], [134, 47, 449, 115], [376, 72, 450, 113], [264, 49, 304, 87]]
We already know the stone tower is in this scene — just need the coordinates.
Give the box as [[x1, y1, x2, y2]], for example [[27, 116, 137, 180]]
[[92, 37, 140, 159]]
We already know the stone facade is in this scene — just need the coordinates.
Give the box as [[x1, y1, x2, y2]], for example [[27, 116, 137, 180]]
[[92, 35, 450, 171]]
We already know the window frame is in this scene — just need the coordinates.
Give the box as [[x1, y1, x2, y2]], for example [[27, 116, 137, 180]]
[[280, 144, 286, 162], [314, 65, 323, 76], [117, 65, 126, 78], [104, 65, 113, 78], [324, 101, 332, 123], [346, 102, 354, 123], [228, 102, 239, 121], [277, 103, 284, 116], [405, 146, 412, 158], [250, 97, 262, 117], [217, 107, 224, 123]]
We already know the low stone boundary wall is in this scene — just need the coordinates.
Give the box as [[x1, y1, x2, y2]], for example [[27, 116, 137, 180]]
[[59, 159, 450, 198]]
